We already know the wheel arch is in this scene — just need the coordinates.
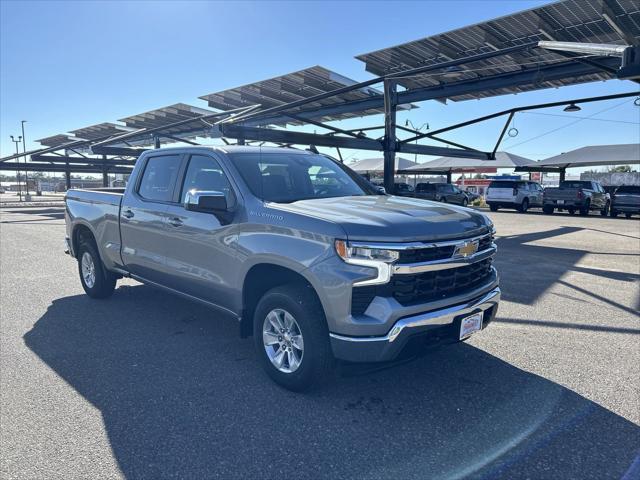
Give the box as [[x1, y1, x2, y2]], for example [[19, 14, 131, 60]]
[[72, 222, 97, 256], [240, 263, 325, 338]]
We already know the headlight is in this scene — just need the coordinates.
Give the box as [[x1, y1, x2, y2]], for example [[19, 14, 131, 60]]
[[335, 240, 400, 263], [335, 240, 398, 286]]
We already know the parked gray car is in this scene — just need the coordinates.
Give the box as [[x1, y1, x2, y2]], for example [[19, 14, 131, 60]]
[[414, 183, 469, 206], [65, 146, 499, 391]]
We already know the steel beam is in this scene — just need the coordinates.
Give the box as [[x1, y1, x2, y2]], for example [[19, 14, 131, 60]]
[[383, 79, 398, 194], [0, 162, 133, 174], [91, 146, 145, 157]]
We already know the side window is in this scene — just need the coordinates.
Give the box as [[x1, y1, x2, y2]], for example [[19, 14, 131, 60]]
[[181, 155, 235, 206], [138, 154, 182, 202]]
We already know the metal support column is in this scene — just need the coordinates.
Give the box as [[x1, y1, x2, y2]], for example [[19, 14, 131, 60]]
[[154, 136, 161, 149], [102, 155, 109, 187], [65, 162, 71, 190], [383, 79, 398, 194], [559, 168, 566, 183], [446, 171, 452, 184]]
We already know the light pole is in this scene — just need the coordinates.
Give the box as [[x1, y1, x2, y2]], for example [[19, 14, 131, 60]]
[[10, 135, 23, 201], [404, 120, 429, 163], [21, 120, 30, 198]]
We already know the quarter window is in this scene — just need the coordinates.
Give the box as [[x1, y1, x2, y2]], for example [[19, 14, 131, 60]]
[[138, 155, 182, 202]]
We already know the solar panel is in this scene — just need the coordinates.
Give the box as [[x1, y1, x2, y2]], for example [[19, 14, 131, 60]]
[[199, 65, 413, 125], [69, 122, 132, 140], [36, 134, 80, 147], [356, 0, 639, 102], [118, 103, 217, 143]]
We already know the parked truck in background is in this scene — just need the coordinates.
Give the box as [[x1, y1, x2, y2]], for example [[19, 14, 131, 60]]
[[64, 146, 499, 391], [543, 180, 609, 216], [610, 185, 640, 218]]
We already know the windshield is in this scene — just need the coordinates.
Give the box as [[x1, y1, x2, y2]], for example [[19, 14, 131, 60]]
[[230, 152, 373, 203]]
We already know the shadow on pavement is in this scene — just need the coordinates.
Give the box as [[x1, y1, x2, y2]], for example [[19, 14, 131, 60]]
[[0, 207, 65, 223], [24, 285, 640, 479]]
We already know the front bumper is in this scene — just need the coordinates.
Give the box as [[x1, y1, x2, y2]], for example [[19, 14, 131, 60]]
[[330, 287, 500, 362]]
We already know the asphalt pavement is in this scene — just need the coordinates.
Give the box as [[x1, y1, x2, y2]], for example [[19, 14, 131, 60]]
[[1, 206, 638, 479]]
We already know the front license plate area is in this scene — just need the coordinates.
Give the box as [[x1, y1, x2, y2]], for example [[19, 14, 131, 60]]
[[459, 312, 483, 340], [557, 200, 565, 205]]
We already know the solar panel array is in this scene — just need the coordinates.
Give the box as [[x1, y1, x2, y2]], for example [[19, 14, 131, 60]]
[[29, 0, 639, 152], [355, 0, 639, 102], [199, 66, 399, 125]]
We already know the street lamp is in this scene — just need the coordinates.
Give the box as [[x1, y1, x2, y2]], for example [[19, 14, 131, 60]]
[[404, 119, 430, 163], [9, 135, 23, 201], [21, 120, 29, 198]]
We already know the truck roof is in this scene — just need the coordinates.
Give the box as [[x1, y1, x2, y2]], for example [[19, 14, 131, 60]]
[[141, 145, 312, 156]]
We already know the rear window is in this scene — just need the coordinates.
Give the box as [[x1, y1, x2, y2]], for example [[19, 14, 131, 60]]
[[560, 181, 592, 189], [488, 181, 522, 189], [616, 185, 640, 194], [137, 154, 182, 202], [416, 183, 435, 192]]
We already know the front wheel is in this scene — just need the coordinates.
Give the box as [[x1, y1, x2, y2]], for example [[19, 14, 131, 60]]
[[440, 197, 447, 203], [568, 208, 575, 215], [625, 213, 633, 219], [601, 202, 610, 216], [610, 209, 618, 218], [489, 204, 498, 212], [253, 284, 334, 391], [518, 198, 529, 213], [580, 201, 590, 216], [77, 241, 117, 298], [462, 198, 468, 207]]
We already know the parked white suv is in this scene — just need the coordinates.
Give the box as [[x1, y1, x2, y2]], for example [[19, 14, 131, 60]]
[[486, 180, 544, 213]]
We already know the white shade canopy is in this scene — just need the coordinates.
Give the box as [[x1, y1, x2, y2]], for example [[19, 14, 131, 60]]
[[536, 144, 640, 168], [399, 151, 536, 173], [348, 157, 418, 172]]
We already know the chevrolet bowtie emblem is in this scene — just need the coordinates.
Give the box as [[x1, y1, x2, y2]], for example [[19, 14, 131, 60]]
[[454, 240, 479, 258]]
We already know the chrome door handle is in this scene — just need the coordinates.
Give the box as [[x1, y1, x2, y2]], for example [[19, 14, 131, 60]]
[[122, 209, 134, 219], [168, 217, 183, 227]]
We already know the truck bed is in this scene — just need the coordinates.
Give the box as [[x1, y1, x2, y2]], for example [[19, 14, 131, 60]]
[[65, 188, 124, 270]]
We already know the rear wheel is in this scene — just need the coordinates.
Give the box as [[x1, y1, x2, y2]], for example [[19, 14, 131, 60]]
[[610, 209, 618, 218], [543, 205, 554, 215], [253, 284, 334, 391], [440, 197, 447, 203], [580, 200, 590, 216], [600, 202, 610, 216], [77, 241, 117, 299], [489, 204, 498, 212], [462, 197, 468, 207], [518, 198, 529, 213], [625, 213, 633, 219], [568, 208, 575, 215]]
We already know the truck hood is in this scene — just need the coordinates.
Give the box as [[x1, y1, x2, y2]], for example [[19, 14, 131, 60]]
[[270, 195, 491, 242]]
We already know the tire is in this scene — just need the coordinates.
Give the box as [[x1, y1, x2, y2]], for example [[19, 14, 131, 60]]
[[440, 197, 447, 203], [579, 201, 590, 216], [600, 202, 610, 216], [543, 205, 554, 215], [518, 198, 529, 213], [253, 284, 334, 392], [489, 204, 498, 212], [462, 198, 468, 207], [77, 241, 117, 299], [610, 209, 618, 218], [568, 208, 575, 215], [625, 213, 633, 219]]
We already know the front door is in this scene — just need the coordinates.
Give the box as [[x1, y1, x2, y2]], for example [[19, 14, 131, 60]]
[[162, 153, 240, 310], [120, 153, 183, 283]]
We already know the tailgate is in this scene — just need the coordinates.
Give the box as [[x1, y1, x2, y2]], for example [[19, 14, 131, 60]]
[[487, 187, 514, 199]]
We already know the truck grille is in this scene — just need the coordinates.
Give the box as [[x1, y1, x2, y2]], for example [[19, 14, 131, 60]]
[[396, 233, 493, 265], [351, 258, 494, 314]]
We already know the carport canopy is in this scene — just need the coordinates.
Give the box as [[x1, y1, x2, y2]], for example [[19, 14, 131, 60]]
[[520, 143, 640, 170], [348, 157, 418, 172], [398, 151, 536, 174]]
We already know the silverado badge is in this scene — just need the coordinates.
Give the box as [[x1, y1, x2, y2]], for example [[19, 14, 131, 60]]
[[453, 240, 479, 258]]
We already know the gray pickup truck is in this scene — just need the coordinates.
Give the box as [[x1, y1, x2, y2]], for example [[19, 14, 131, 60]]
[[543, 180, 609, 216], [65, 146, 499, 390]]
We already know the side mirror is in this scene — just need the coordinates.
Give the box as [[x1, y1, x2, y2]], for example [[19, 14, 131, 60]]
[[184, 190, 227, 213]]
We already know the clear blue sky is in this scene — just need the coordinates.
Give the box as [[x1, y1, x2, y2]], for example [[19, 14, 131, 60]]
[[1, 0, 639, 169]]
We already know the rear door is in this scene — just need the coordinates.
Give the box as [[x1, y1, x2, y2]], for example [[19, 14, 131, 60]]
[[161, 153, 240, 310], [120, 153, 184, 283], [528, 182, 543, 206]]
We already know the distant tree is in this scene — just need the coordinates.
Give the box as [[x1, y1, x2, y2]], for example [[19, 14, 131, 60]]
[[608, 165, 633, 173]]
